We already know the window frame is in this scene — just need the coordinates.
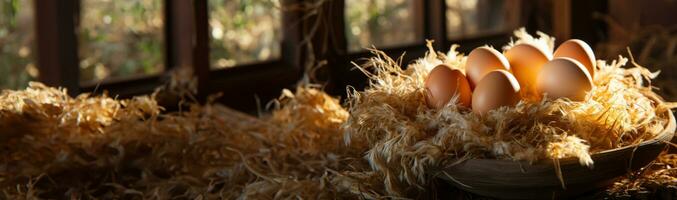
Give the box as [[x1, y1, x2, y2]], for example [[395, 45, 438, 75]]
[[31, 0, 604, 111]]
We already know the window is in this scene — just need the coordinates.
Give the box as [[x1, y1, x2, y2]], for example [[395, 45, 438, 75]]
[[345, 0, 421, 52], [0, 0, 36, 89], [446, 0, 521, 39], [79, 0, 164, 84], [23, 0, 603, 111], [209, 0, 281, 69]]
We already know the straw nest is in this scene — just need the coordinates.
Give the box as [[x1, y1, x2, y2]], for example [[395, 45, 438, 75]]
[[0, 29, 675, 199], [342, 28, 676, 196]]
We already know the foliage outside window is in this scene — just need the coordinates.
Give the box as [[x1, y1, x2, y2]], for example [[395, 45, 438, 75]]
[[79, 0, 164, 84], [446, 0, 520, 39], [0, 0, 36, 90], [345, 0, 418, 52], [209, 0, 281, 69]]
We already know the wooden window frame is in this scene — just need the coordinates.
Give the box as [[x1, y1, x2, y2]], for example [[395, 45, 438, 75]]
[[193, 0, 304, 109], [320, 0, 518, 95], [32, 0, 606, 111], [34, 0, 304, 111]]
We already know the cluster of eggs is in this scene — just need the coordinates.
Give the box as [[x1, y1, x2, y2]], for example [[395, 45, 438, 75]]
[[425, 39, 596, 114]]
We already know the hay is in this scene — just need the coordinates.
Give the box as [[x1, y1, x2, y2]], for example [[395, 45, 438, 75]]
[[0, 82, 379, 199], [607, 152, 677, 198], [0, 29, 674, 199], [342, 28, 675, 196]]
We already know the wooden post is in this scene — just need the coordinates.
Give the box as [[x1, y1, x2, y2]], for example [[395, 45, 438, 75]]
[[425, 0, 448, 50], [303, 0, 348, 95], [193, 0, 210, 99], [281, 0, 305, 72], [552, 0, 572, 43], [166, 0, 195, 70], [34, 0, 80, 95]]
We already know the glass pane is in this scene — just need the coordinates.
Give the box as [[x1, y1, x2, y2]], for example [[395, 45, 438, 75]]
[[446, 0, 519, 39], [209, 0, 281, 69], [0, 0, 36, 89], [79, 0, 164, 83], [346, 0, 419, 52]]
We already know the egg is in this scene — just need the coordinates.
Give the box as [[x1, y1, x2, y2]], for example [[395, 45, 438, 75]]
[[537, 58, 593, 101], [504, 43, 552, 97], [553, 39, 596, 78], [424, 64, 472, 109], [471, 70, 521, 114], [465, 47, 511, 89]]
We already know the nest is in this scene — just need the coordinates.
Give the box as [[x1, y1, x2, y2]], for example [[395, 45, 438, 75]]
[[0, 29, 675, 199], [342, 28, 676, 196]]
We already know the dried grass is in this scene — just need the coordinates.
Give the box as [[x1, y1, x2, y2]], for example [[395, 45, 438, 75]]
[[342, 28, 675, 196], [0, 82, 379, 199], [0, 29, 674, 199], [607, 152, 677, 198]]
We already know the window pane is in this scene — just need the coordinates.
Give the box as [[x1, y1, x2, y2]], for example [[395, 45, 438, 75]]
[[446, 0, 520, 39], [0, 0, 36, 89], [209, 0, 281, 69], [346, 0, 420, 52], [79, 0, 164, 83]]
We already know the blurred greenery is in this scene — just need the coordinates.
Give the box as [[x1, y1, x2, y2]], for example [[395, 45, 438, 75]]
[[0, 0, 449, 89], [446, 0, 516, 39], [79, 0, 164, 83], [0, 0, 36, 90], [345, 0, 418, 52], [209, 0, 281, 69]]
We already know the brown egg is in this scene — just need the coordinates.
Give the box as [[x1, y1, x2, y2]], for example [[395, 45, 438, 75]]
[[465, 47, 511, 89], [504, 43, 552, 97], [537, 58, 593, 101], [471, 70, 521, 115], [553, 39, 596, 79], [424, 64, 472, 109]]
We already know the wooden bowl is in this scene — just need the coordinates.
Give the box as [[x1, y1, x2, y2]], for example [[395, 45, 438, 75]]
[[434, 110, 676, 199]]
